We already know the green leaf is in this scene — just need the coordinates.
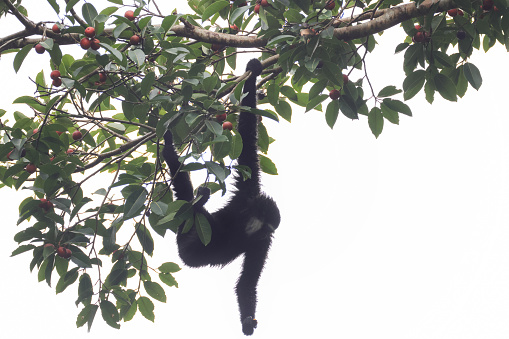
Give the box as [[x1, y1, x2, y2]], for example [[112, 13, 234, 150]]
[[381, 102, 399, 125], [13, 45, 32, 73], [138, 296, 155, 322], [136, 224, 154, 256], [65, 0, 80, 12], [123, 186, 148, 220], [202, 1, 229, 21], [463, 62, 482, 90], [11, 244, 35, 256], [305, 94, 328, 112], [144, 281, 167, 302], [100, 300, 120, 329], [382, 99, 412, 117], [274, 101, 292, 122], [377, 85, 402, 98], [195, 212, 212, 246], [141, 72, 156, 96], [403, 70, 426, 101], [434, 74, 457, 102], [309, 79, 328, 100], [159, 273, 178, 287], [82, 3, 98, 26], [325, 99, 340, 129], [260, 155, 278, 175], [159, 262, 181, 273], [368, 107, 383, 138], [76, 304, 99, 331], [56, 267, 79, 294]]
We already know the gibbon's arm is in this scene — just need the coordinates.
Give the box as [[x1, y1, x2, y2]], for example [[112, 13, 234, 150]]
[[162, 130, 194, 202], [236, 239, 271, 336], [235, 59, 264, 198]]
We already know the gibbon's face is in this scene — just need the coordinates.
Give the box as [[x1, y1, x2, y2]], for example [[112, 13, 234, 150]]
[[245, 195, 280, 237]]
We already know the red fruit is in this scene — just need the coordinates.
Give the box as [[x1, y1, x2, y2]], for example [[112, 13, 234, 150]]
[[90, 38, 100, 50], [66, 148, 74, 154], [25, 163, 37, 174], [329, 89, 341, 100], [52, 24, 60, 34], [56, 246, 66, 257], [261, 0, 269, 7], [342, 74, 349, 84], [39, 198, 53, 211], [64, 248, 72, 258], [413, 31, 425, 43], [414, 24, 421, 31], [458, 9, 464, 16], [230, 24, 239, 31], [35, 44, 45, 54], [129, 35, 141, 45], [80, 37, 91, 50], [55, 131, 63, 136], [216, 113, 227, 122], [72, 130, 82, 140], [447, 8, 458, 16], [52, 78, 62, 87], [33, 128, 39, 134], [50, 156, 55, 162], [99, 73, 107, 82], [325, 0, 335, 10], [84, 26, 95, 38], [482, 0, 494, 10], [254, 3, 260, 13], [125, 10, 136, 21], [50, 70, 61, 80], [222, 121, 233, 130], [44, 243, 55, 249]]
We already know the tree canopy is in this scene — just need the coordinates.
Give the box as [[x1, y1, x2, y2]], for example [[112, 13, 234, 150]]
[[0, 0, 507, 331]]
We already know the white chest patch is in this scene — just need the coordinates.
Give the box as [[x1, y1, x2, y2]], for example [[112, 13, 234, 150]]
[[245, 217, 263, 235]]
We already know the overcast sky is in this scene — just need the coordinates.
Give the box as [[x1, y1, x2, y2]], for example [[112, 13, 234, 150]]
[[1, 1, 509, 338]]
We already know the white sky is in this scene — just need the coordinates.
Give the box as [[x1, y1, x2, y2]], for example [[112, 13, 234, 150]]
[[1, 1, 509, 338]]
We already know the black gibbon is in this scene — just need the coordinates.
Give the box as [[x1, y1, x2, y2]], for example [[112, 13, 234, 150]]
[[162, 59, 280, 336]]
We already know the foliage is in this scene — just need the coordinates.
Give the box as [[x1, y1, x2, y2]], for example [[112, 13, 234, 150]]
[[0, 0, 507, 331]]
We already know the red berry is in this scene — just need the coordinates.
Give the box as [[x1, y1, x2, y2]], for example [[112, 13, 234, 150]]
[[66, 148, 74, 154], [52, 78, 62, 87], [52, 24, 60, 34], [124, 10, 136, 21], [230, 24, 239, 31], [55, 131, 63, 136], [50, 70, 61, 80], [84, 26, 95, 38], [254, 3, 260, 13], [447, 8, 458, 16], [90, 38, 100, 50], [33, 128, 39, 134], [35, 44, 45, 54], [80, 37, 91, 50], [482, 0, 494, 10], [342, 74, 349, 84], [56, 246, 67, 257], [413, 31, 425, 43], [129, 35, 141, 45], [44, 243, 55, 249], [99, 73, 107, 82], [25, 163, 37, 174], [329, 89, 341, 100], [216, 113, 227, 122], [261, 0, 269, 7], [325, 0, 335, 10], [39, 198, 53, 211], [72, 130, 82, 140], [64, 248, 72, 258], [458, 9, 464, 16], [414, 24, 421, 31], [222, 121, 233, 130]]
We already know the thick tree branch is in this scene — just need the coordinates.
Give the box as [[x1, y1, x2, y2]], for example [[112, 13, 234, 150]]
[[334, 0, 456, 40]]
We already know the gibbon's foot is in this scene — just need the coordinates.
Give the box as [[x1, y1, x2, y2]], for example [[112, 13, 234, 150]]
[[242, 316, 258, 336]]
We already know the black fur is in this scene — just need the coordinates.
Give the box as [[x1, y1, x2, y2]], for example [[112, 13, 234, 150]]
[[162, 59, 280, 336]]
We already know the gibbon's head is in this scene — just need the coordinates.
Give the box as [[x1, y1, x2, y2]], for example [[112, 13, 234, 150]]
[[245, 194, 280, 237], [246, 58, 263, 78]]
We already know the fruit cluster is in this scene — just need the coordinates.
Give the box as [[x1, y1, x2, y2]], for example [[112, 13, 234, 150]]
[[80, 26, 100, 50], [50, 69, 62, 87]]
